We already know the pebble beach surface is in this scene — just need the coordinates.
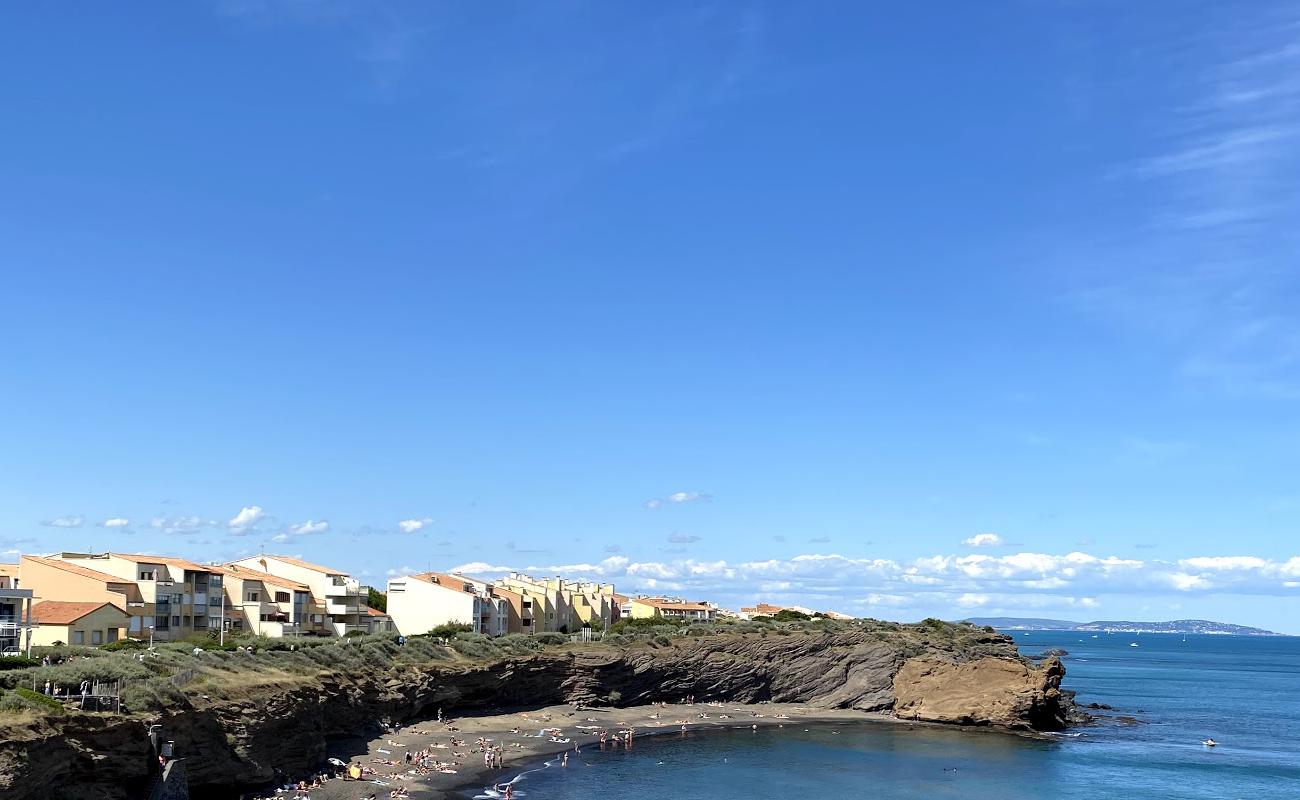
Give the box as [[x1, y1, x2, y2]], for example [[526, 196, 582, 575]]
[[266, 702, 890, 800]]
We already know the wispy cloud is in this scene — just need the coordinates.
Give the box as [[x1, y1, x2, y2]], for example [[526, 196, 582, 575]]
[[41, 515, 84, 528], [667, 532, 701, 544], [645, 491, 712, 509], [286, 519, 329, 536], [1061, 17, 1300, 397], [99, 517, 131, 529], [151, 515, 212, 536], [963, 533, 1003, 548]]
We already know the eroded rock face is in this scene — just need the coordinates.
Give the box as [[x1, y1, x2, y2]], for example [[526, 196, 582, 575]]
[[892, 656, 1068, 730], [0, 630, 1072, 800]]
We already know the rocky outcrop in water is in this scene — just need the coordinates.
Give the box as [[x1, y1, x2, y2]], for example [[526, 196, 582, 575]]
[[0, 627, 1072, 800]]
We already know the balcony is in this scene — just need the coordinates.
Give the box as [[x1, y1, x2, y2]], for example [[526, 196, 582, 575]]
[[324, 576, 360, 597], [325, 598, 359, 616]]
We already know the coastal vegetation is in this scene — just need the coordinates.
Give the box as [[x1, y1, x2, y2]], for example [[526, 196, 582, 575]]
[[0, 616, 1014, 720]]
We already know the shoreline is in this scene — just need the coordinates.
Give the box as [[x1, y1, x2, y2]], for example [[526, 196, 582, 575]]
[[287, 702, 1044, 800]]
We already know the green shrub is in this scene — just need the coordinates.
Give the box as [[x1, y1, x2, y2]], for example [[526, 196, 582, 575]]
[[100, 638, 145, 652], [428, 622, 473, 639], [0, 657, 40, 671], [534, 633, 565, 646]]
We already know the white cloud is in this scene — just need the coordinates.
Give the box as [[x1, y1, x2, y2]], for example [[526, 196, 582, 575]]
[[150, 515, 210, 535], [41, 515, 84, 528], [439, 549, 1299, 618], [287, 519, 329, 536], [645, 491, 711, 509], [398, 517, 433, 534], [271, 533, 290, 544], [963, 533, 1003, 547], [386, 565, 422, 577], [100, 517, 131, 528], [228, 506, 266, 533]]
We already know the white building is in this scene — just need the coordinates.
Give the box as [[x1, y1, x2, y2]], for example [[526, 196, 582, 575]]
[[386, 572, 508, 637]]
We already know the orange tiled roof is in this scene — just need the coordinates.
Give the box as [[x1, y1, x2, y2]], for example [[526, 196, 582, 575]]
[[111, 553, 214, 572], [23, 555, 132, 584], [221, 563, 310, 592], [30, 600, 127, 625]]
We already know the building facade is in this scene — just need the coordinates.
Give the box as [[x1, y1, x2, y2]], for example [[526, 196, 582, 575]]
[[629, 597, 717, 623], [231, 555, 368, 637], [0, 567, 34, 656], [48, 553, 225, 641], [29, 601, 130, 647], [386, 572, 508, 637]]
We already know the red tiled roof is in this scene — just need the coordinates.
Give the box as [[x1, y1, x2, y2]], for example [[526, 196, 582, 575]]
[[30, 600, 127, 625]]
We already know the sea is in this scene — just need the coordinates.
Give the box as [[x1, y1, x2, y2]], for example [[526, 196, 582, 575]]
[[469, 632, 1300, 799]]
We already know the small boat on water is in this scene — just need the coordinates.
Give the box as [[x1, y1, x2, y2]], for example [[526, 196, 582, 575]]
[[1130, 642, 1139, 647], [1202, 739, 1217, 747]]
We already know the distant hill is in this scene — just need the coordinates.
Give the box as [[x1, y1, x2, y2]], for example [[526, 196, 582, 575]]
[[965, 617, 1284, 636]]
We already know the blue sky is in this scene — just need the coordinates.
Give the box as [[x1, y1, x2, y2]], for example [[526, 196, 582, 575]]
[[2, 1, 1299, 632]]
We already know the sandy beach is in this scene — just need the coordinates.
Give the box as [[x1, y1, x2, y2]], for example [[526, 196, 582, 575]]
[[263, 702, 895, 800]]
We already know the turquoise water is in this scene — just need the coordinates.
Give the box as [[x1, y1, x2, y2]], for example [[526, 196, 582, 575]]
[[472, 633, 1300, 798]]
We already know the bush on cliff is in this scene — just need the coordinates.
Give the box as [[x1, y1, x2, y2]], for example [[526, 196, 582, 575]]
[[534, 633, 566, 646], [0, 656, 41, 671], [0, 687, 65, 715]]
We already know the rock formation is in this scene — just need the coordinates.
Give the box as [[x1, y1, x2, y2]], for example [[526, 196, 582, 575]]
[[0, 627, 1072, 800]]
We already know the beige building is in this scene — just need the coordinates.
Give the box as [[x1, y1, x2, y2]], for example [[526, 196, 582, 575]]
[[49, 553, 225, 641], [20, 555, 145, 623], [629, 597, 717, 623], [231, 555, 368, 637], [495, 573, 618, 633], [219, 563, 324, 637], [488, 586, 525, 634], [29, 601, 130, 647]]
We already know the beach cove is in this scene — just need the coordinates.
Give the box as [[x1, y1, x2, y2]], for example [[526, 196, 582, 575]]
[[275, 702, 915, 800]]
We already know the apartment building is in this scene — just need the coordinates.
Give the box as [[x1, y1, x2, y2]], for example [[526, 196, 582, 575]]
[[495, 573, 619, 633], [220, 563, 325, 637], [629, 597, 718, 623], [231, 555, 368, 637], [0, 565, 34, 656], [50, 553, 225, 641], [386, 572, 508, 637]]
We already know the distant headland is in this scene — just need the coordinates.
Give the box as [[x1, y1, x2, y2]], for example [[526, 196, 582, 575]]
[[965, 617, 1284, 636]]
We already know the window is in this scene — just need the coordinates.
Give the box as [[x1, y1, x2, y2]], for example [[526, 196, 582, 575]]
[[107, 629, 119, 643], [139, 570, 157, 581], [172, 616, 180, 627], [274, 591, 290, 603], [129, 617, 142, 633], [91, 630, 103, 645], [73, 631, 85, 644], [245, 591, 260, 602]]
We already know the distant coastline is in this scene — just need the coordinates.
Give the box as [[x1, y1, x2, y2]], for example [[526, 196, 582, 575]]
[[965, 617, 1285, 636]]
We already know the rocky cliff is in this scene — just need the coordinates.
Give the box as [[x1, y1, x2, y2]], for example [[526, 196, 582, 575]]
[[0, 627, 1071, 800]]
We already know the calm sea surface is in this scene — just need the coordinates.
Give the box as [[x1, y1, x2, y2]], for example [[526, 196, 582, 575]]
[[470, 633, 1300, 799]]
